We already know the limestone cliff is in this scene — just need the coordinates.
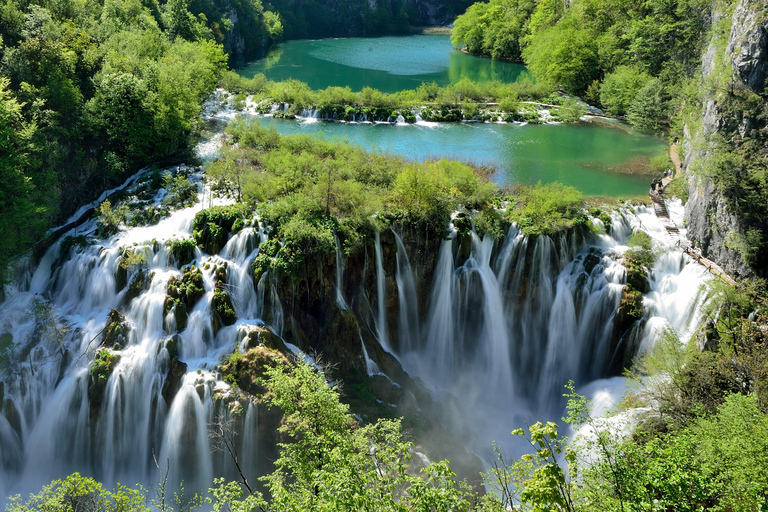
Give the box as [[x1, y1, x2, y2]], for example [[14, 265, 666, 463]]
[[684, 0, 768, 278]]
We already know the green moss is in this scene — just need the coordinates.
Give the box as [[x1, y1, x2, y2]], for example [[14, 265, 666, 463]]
[[90, 349, 120, 383], [218, 346, 289, 395], [506, 182, 586, 236], [168, 237, 196, 267], [164, 266, 205, 331], [192, 204, 250, 254], [213, 288, 237, 326]]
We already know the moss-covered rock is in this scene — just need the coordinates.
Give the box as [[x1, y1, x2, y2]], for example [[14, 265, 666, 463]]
[[123, 269, 153, 306], [192, 204, 249, 254], [213, 288, 237, 329], [241, 325, 287, 352], [164, 266, 205, 331], [168, 237, 196, 267], [101, 309, 130, 349], [219, 346, 290, 397], [88, 349, 120, 425]]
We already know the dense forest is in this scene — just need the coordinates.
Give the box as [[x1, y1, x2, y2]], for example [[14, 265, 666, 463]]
[[0, 0, 285, 288]]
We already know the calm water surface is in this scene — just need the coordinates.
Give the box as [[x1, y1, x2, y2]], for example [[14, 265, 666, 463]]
[[237, 36, 663, 196], [237, 35, 531, 93], [254, 117, 661, 197]]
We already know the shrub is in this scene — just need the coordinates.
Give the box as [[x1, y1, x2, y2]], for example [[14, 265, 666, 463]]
[[192, 204, 249, 254], [506, 182, 584, 236], [168, 237, 196, 267], [90, 349, 120, 383]]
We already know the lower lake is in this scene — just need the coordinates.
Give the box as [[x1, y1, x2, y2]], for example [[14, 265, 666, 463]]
[[253, 116, 662, 197]]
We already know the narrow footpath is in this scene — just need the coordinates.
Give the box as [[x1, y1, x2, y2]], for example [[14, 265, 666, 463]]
[[648, 144, 736, 286]]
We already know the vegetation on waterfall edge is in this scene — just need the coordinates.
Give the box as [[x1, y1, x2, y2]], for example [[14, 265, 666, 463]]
[[219, 72, 589, 124], [200, 118, 605, 282]]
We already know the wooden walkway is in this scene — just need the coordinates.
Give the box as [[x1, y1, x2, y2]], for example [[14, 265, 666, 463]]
[[648, 145, 736, 286]]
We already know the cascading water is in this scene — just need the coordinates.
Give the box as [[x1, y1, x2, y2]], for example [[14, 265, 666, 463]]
[[0, 94, 715, 504]]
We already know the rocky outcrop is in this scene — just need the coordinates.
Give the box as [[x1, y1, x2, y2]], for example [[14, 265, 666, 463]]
[[164, 266, 205, 331], [727, 0, 768, 93], [101, 310, 130, 349], [684, 175, 754, 277], [683, 0, 768, 278]]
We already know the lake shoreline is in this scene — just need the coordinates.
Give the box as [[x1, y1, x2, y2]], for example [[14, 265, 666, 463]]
[[206, 89, 664, 197]]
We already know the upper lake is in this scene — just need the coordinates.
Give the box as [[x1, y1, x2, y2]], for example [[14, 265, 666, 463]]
[[236, 35, 531, 93]]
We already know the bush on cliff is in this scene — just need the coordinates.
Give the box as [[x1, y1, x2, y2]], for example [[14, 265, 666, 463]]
[[506, 182, 586, 236], [221, 118, 498, 277]]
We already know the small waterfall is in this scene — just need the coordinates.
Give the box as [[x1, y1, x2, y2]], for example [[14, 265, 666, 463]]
[[334, 234, 349, 310], [240, 402, 259, 481], [160, 374, 214, 496], [373, 232, 392, 353], [423, 237, 456, 380], [392, 229, 419, 354]]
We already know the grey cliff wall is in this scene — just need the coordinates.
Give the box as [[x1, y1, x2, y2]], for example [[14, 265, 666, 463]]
[[683, 0, 768, 278]]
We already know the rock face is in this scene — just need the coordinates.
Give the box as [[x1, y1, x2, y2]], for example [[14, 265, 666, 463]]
[[684, 175, 754, 277], [683, 0, 768, 278], [728, 0, 768, 94]]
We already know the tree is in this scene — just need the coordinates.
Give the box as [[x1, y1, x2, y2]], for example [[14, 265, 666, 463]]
[[0, 78, 48, 284], [599, 65, 652, 116], [5, 473, 149, 512], [626, 78, 668, 132], [522, 15, 599, 94], [216, 358, 479, 511]]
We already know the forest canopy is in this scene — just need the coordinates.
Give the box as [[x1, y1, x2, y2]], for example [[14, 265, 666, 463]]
[[452, 0, 710, 129], [0, 0, 282, 284]]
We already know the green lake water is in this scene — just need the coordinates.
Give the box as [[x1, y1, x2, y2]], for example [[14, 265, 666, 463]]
[[254, 117, 660, 197], [237, 35, 531, 93], [237, 35, 663, 197]]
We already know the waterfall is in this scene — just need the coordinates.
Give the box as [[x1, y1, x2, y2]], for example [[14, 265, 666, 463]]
[[392, 229, 420, 354], [373, 232, 392, 353], [334, 234, 349, 310], [0, 154, 715, 504]]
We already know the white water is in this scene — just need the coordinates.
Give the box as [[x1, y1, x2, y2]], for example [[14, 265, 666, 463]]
[[0, 104, 713, 503]]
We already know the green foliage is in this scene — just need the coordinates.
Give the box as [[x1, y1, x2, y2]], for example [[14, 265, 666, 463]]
[[0, 77, 51, 284], [626, 230, 655, 269], [549, 98, 584, 123], [0, 0, 247, 273], [599, 65, 652, 116], [451, 0, 536, 61], [96, 199, 127, 236], [192, 204, 249, 254], [224, 75, 557, 120], [232, 358, 478, 511], [626, 78, 669, 132], [522, 15, 599, 94], [162, 173, 198, 208], [222, 118, 497, 275], [506, 182, 585, 236], [90, 349, 120, 383], [5, 473, 148, 512], [212, 288, 236, 326], [168, 237, 197, 267], [119, 247, 148, 270]]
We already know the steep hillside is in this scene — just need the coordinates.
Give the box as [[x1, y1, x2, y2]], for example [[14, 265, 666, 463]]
[[684, 0, 768, 277]]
